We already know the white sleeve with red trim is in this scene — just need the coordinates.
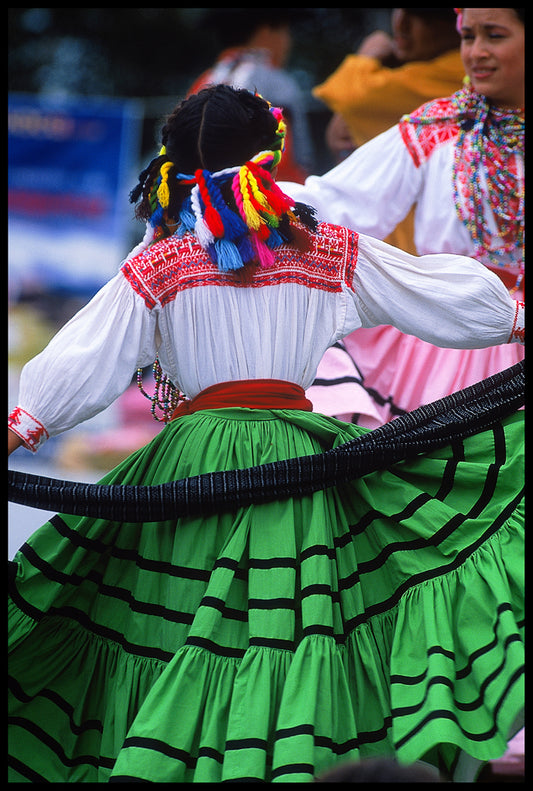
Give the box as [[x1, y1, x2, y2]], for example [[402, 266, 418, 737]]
[[509, 300, 525, 344], [279, 125, 422, 238], [351, 232, 525, 349], [8, 272, 158, 452]]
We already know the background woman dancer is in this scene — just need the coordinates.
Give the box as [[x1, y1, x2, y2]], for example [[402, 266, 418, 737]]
[[281, 7, 524, 428], [9, 84, 523, 782]]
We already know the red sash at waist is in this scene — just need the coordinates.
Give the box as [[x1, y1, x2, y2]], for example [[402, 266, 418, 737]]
[[171, 379, 313, 419]]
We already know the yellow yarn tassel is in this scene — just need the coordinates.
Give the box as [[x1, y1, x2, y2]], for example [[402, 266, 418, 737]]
[[249, 172, 271, 215], [239, 167, 262, 230], [157, 161, 174, 208]]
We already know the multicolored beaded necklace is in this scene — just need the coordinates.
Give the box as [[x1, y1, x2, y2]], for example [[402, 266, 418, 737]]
[[403, 85, 524, 275], [136, 360, 184, 423], [451, 86, 524, 272]]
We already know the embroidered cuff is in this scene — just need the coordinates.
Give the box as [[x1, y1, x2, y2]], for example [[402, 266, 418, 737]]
[[8, 407, 49, 452], [508, 301, 525, 344]]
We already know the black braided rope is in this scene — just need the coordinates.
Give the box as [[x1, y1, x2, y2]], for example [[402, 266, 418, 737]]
[[8, 360, 524, 522]]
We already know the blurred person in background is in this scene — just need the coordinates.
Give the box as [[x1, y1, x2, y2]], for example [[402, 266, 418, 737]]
[[188, 7, 313, 183], [317, 8, 462, 163], [281, 8, 524, 429], [315, 7, 463, 260]]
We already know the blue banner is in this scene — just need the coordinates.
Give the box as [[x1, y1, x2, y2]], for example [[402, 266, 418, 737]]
[[8, 93, 143, 297]]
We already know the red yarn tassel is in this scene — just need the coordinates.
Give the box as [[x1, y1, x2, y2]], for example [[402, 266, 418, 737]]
[[204, 204, 225, 238]]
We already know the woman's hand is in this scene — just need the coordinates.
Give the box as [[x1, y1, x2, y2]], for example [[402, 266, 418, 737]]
[[357, 30, 400, 65], [325, 113, 356, 162]]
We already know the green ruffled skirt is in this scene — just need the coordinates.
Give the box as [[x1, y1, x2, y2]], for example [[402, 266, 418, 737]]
[[8, 408, 524, 782]]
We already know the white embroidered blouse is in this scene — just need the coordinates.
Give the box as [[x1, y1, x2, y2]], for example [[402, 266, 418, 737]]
[[9, 221, 523, 452], [279, 115, 524, 288]]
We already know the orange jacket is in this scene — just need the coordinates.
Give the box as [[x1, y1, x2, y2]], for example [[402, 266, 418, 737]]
[[314, 49, 464, 147]]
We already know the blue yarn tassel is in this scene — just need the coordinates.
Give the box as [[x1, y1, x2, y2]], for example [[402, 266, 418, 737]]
[[215, 238, 245, 271], [178, 199, 196, 233], [266, 227, 285, 249], [237, 235, 256, 264], [218, 204, 249, 242], [150, 205, 165, 228]]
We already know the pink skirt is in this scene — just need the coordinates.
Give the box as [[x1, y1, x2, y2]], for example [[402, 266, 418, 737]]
[[307, 325, 525, 428]]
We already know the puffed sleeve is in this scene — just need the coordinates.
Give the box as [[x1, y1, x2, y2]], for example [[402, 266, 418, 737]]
[[8, 272, 158, 451], [351, 232, 525, 349], [278, 125, 421, 239]]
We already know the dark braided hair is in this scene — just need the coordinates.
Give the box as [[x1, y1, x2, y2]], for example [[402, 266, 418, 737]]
[[130, 85, 316, 267]]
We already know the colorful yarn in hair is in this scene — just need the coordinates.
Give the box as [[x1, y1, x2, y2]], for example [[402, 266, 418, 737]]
[[229, 152, 295, 268], [157, 161, 174, 209], [251, 234, 276, 268], [250, 159, 293, 217], [195, 169, 225, 238], [266, 102, 287, 158], [204, 169, 264, 270], [190, 183, 215, 249], [177, 195, 197, 235], [202, 170, 251, 241], [140, 100, 296, 271]]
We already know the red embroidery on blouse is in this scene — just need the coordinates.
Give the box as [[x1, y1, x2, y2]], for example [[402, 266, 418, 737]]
[[9, 406, 23, 426], [399, 97, 460, 168], [8, 406, 49, 450], [121, 222, 359, 309], [508, 301, 525, 343]]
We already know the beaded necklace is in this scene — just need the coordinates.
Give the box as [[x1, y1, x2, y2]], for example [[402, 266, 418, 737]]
[[402, 85, 524, 273], [451, 86, 524, 270], [136, 360, 184, 423]]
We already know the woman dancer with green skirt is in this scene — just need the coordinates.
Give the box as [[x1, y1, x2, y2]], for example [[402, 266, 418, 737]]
[[8, 85, 524, 782]]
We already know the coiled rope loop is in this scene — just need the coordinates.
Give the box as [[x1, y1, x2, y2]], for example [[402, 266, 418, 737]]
[[8, 360, 524, 522]]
